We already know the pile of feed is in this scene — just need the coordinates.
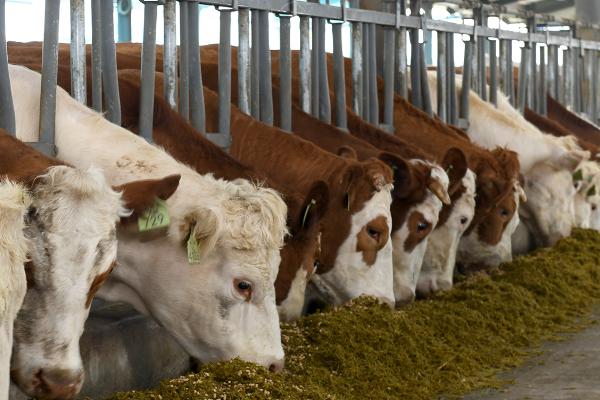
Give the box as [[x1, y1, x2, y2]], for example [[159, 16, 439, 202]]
[[109, 229, 600, 400]]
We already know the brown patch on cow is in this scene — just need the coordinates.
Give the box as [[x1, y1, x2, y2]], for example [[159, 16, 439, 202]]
[[356, 215, 389, 266], [86, 260, 117, 308], [24, 261, 35, 289], [437, 183, 468, 227], [404, 211, 434, 252], [547, 95, 600, 148], [476, 188, 517, 245]]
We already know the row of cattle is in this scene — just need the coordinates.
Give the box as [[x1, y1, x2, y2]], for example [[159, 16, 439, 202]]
[[1, 41, 598, 400]]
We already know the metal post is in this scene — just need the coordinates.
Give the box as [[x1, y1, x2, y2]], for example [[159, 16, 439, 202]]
[[368, 23, 378, 124], [563, 48, 571, 107], [311, 17, 320, 118], [91, 0, 102, 112], [138, 2, 157, 142], [489, 39, 497, 107], [419, 43, 432, 117], [507, 41, 514, 106], [178, 1, 190, 120], [279, 14, 292, 131], [362, 22, 370, 119], [117, 0, 132, 42], [332, 22, 348, 129], [547, 45, 558, 99], [527, 17, 536, 111], [351, 22, 362, 117], [518, 46, 529, 113], [250, 9, 260, 118], [447, 32, 457, 125], [70, 0, 86, 105], [475, 8, 486, 101], [584, 49, 594, 118], [538, 45, 546, 115], [395, 0, 407, 99], [437, 31, 447, 123], [593, 51, 599, 123], [258, 10, 273, 125], [100, 0, 121, 125], [318, 17, 331, 124], [575, 47, 583, 113], [218, 9, 232, 140], [409, 0, 421, 109], [0, 0, 15, 134], [38, 0, 60, 155], [163, 0, 177, 110], [188, 2, 206, 132], [299, 16, 311, 114], [382, 24, 395, 129], [460, 39, 472, 121], [237, 8, 250, 114]]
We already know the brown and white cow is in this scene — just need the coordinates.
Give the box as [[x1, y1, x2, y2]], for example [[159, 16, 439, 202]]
[[0, 180, 29, 400], [0, 130, 183, 399], [9, 65, 288, 375], [547, 94, 600, 148]]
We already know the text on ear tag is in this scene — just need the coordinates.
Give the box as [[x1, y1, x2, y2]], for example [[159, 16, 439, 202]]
[[187, 226, 202, 264], [138, 198, 170, 232]]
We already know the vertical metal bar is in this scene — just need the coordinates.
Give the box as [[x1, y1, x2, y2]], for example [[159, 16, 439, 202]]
[[362, 22, 370, 119], [351, 21, 362, 116], [396, 27, 408, 99], [91, 0, 102, 112], [0, 0, 15, 134], [382, 24, 395, 128], [333, 22, 348, 129], [279, 14, 292, 131], [489, 39, 497, 107], [547, 45, 558, 99], [163, 0, 177, 110], [138, 2, 157, 142], [575, 47, 583, 113], [318, 17, 331, 123], [460, 39, 472, 121], [178, 1, 190, 120], [447, 32, 457, 125], [437, 31, 447, 123], [258, 10, 273, 125], [538, 45, 546, 115], [250, 9, 260, 118], [563, 48, 571, 107], [507, 41, 514, 106], [70, 0, 86, 104], [527, 44, 536, 111], [499, 38, 506, 95], [368, 23, 378, 124], [100, 0, 121, 125], [188, 2, 205, 132], [593, 51, 599, 124], [419, 43, 432, 117], [38, 0, 60, 154], [237, 8, 250, 114], [409, 28, 421, 109], [117, 0, 131, 42], [219, 9, 232, 139], [299, 16, 311, 114], [477, 36, 486, 100], [311, 17, 320, 118], [518, 46, 529, 114], [585, 49, 593, 118]]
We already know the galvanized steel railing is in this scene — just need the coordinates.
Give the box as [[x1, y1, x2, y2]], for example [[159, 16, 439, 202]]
[[1, 0, 600, 155]]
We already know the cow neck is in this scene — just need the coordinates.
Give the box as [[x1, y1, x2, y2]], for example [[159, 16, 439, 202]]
[[546, 94, 600, 147]]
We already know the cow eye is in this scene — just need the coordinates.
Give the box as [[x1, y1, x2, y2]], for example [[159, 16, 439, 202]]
[[234, 279, 252, 301], [417, 221, 429, 231], [460, 216, 469, 225], [500, 208, 509, 217], [367, 227, 381, 241], [593, 205, 597, 211]]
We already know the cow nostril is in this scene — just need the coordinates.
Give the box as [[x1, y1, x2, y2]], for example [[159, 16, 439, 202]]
[[37, 368, 84, 400], [269, 359, 285, 373]]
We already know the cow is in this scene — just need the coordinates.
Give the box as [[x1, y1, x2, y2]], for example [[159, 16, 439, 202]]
[[0, 130, 184, 399], [0, 180, 29, 400], [9, 65, 288, 376], [547, 94, 600, 148]]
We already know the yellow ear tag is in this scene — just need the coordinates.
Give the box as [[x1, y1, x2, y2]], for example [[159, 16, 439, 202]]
[[187, 226, 202, 264], [138, 198, 170, 232]]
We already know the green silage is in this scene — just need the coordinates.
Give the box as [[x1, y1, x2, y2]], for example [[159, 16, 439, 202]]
[[109, 229, 600, 400]]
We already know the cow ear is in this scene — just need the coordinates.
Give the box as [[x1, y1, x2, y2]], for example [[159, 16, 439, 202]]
[[441, 147, 467, 195], [337, 145, 358, 160], [115, 174, 181, 219], [294, 181, 329, 235], [553, 150, 590, 172], [339, 165, 363, 211], [184, 208, 220, 262], [378, 152, 413, 199]]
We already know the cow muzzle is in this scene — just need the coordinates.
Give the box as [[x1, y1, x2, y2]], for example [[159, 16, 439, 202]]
[[15, 368, 84, 400]]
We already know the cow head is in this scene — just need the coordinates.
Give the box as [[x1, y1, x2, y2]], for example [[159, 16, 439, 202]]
[[519, 150, 588, 247], [418, 148, 476, 296], [0, 180, 30, 400], [571, 161, 600, 229], [10, 169, 179, 400], [306, 158, 395, 308], [103, 177, 287, 371], [276, 181, 328, 322]]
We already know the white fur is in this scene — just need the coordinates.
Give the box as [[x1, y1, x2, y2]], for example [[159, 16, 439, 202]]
[[572, 161, 600, 229], [308, 187, 395, 307], [9, 64, 287, 370], [419, 169, 476, 295], [277, 267, 309, 322], [0, 181, 29, 400]]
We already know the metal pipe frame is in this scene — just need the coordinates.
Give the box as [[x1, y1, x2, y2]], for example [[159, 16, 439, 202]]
[[368, 23, 378, 125], [361, 22, 370, 119], [460, 39, 472, 121], [518, 46, 529, 113], [299, 16, 311, 114], [538, 45, 546, 115], [250, 9, 260, 118], [163, 0, 177, 110], [279, 14, 292, 131], [547, 44, 558, 100], [507, 41, 514, 106], [258, 10, 273, 125], [138, 2, 158, 142], [395, 26, 408, 99], [70, 0, 86, 105], [178, 1, 190, 120], [437, 30, 447, 123], [409, 25, 421, 109], [218, 8, 232, 143], [188, 2, 206, 132], [91, 0, 103, 112], [489, 39, 497, 107], [332, 21, 348, 129], [447, 32, 458, 125], [0, 0, 15, 134], [237, 7, 250, 114], [318, 17, 331, 124], [351, 21, 363, 116], [100, 0, 121, 125], [419, 43, 433, 117], [311, 16, 320, 118], [38, 0, 61, 156]]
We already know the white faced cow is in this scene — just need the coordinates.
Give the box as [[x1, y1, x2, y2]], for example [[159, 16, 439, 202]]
[[9, 65, 288, 374], [0, 180, 29, 400]]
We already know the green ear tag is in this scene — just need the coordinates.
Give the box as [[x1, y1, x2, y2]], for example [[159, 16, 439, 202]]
[[587, 185, 597, 197], [573, 169, 584, 182], [445, 164, 454, 174], [187, 227, 202, 264], [138, 199, 170, 232]]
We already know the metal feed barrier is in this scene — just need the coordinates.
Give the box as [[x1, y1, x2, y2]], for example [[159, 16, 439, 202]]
[[1, 0, 600, 155]]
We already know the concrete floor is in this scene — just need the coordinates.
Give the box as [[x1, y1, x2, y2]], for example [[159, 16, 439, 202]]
[[465, 310, 600, 400]]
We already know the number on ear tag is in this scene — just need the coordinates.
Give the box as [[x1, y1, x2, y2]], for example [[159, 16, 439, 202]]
[[138, 199, 170, 232], [187, 227, 202, 264]]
